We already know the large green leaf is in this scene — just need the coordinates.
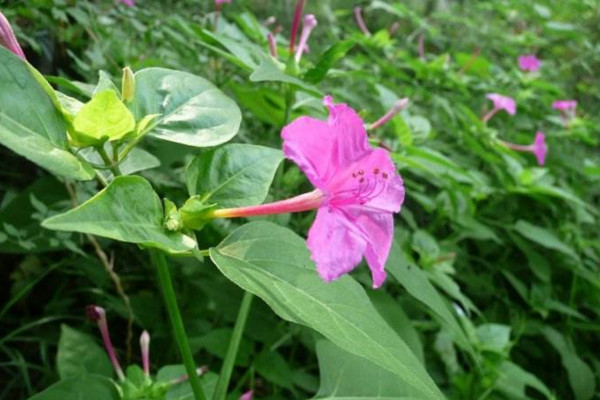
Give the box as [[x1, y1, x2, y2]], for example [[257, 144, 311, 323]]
[[27, 375, 119, 400], [0, 47, 94, 180], [56, 325, 113, 379], [314, 340, 424, 399], [186, 144, 283, 208], [210, 222, 444, 400], [386, 241, 474, 355], [0, 112, 95, 180], [42, 176, 196, 253], [131, 68, 241, 147]]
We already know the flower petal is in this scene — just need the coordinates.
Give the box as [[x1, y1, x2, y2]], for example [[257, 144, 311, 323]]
[[307, 207, 366, 283], [282, 116, 338, 188], [354, 212, 394, 289], [324, 98, 372, 166]]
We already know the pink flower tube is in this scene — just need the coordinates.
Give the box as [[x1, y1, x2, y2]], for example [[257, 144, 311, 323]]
[[483, 93, 516, 123], [86, 305, 125, 381], [211, 96, 405, 288], [501, 131, 547, 166]]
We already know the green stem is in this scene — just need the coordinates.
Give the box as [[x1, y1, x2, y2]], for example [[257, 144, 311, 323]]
[[213, 291, 254, 400], [283, 84, 294, 126], [97, 146, 122, 177], [151, 250, 207, 400]]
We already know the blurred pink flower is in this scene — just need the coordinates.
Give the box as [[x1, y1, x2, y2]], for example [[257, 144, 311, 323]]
[[552, 100, 577, 111], [552, 100, 577, 127], [215, 0, 232, 5], [140, 331, 150, 377], [518, 54, 541, 72], [240, 390, 253, 400], [119, 0, 135, 7], [483, 93, 516, 122], [0, 12, 26, 59], [295, 14, 317, 63], [211, 97, 405, 288], [354, 6, 371, 36], [501, 131, 547, 166]]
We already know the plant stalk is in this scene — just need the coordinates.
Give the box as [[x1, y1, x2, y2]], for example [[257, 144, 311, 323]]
[[213, 291, 254, 400], [151, 250, 207, 400]]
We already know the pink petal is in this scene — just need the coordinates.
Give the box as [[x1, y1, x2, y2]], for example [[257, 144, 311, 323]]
[[282, 116, 339, 188], [355, 212, 394, 289], [307, 208, 367, 283], [533, 131, 547, 166], [486, 93, 516, 115], [282, 96, 371, 189]]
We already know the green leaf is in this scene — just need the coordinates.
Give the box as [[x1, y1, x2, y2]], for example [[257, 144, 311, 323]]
[[386, 241, 474, 355], [210, 222, 444, 400], [0, 47, 94, 180], [513, 220, 578, 259], [56, 325, 113, 379], [250, 56, 321, 96], [304, 40, 356, 84], [494, 361, 554, 400], [255, 351, 294, 389], [42, 176, 196, 253], [186, 144, 283, 208], [0, 47, 66, 147], [156, 365, 219, 400], [131, 68, 241, 147], [315, 339, 423, 399], [475, 323, 511, 353], [542, 327, 595, 400], [72, 90, 135, 145], [26, 374, 119, 400], [0, 112, 95, 180]]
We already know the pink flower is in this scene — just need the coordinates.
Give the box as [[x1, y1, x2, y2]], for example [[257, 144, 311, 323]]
[[119, 0, 135, 6], [552, 100, 577, 128], [518, 54, 541, 72], [215, 0, 232, 5], [240, 390, 253, 400], [282, 97, 405, 288], [370, 98, 410, 130], [483, 93, 516, 122], [210, 97, 405, 288], [501, 131, 547, 166], [552, 100, 577, 111], [289, 0, 306, 53], [0, 12, 26, 59]]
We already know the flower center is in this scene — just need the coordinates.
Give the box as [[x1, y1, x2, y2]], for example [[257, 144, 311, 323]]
[[330, 167, 389, 207]]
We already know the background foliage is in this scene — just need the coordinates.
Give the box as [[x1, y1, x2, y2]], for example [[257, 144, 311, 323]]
[[1, 0, 599, 399]]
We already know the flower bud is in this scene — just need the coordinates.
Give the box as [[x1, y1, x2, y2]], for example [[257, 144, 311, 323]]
[[0, 12, 26, 59], [121, 67, 135, 103]]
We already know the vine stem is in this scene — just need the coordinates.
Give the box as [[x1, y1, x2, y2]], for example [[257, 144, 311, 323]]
[[96, 146, 122, 176], [213, 291, 254, 400], [151, 250, 207, 400]]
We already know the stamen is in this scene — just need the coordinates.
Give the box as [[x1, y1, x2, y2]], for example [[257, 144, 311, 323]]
[[331, 167, 389, 207]]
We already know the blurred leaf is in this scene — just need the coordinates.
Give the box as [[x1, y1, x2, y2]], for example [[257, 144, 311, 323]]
[[494, 361, 554, 400], [255, 351, 294, 389], [26, 374, 119, 400], [513, 220, 578, 259], [304, 40, 356, 84]]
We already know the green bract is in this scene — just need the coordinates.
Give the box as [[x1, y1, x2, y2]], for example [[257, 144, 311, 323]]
[[71, 89, 135, 146]]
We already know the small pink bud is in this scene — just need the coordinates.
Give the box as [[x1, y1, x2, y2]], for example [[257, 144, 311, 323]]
[[289, 0, 306, 53], [86, 305, 125, 381], [370, 98, 410, 130], [140, 330, 150, 377], [0, 12, 26, 59], [263, 16, 276, 26], [354, 7, 371, 36], [294, 14, 317, 63], [267, 33, 278, 58]]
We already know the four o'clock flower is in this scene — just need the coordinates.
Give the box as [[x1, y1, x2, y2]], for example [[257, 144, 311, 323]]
[[483, 93, 516, 123], [0, 12, 26, 59], [118, 0, 135, 6], [370, 98, 410, 130], [210, 96, 405, 288], [289, 0, 306, 53], [86, 305, 125, 381], [518, 54, 541, 72], [552, 100, 577, 128], [295, 14, 317, 63], [500, 131, 548, 166]]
